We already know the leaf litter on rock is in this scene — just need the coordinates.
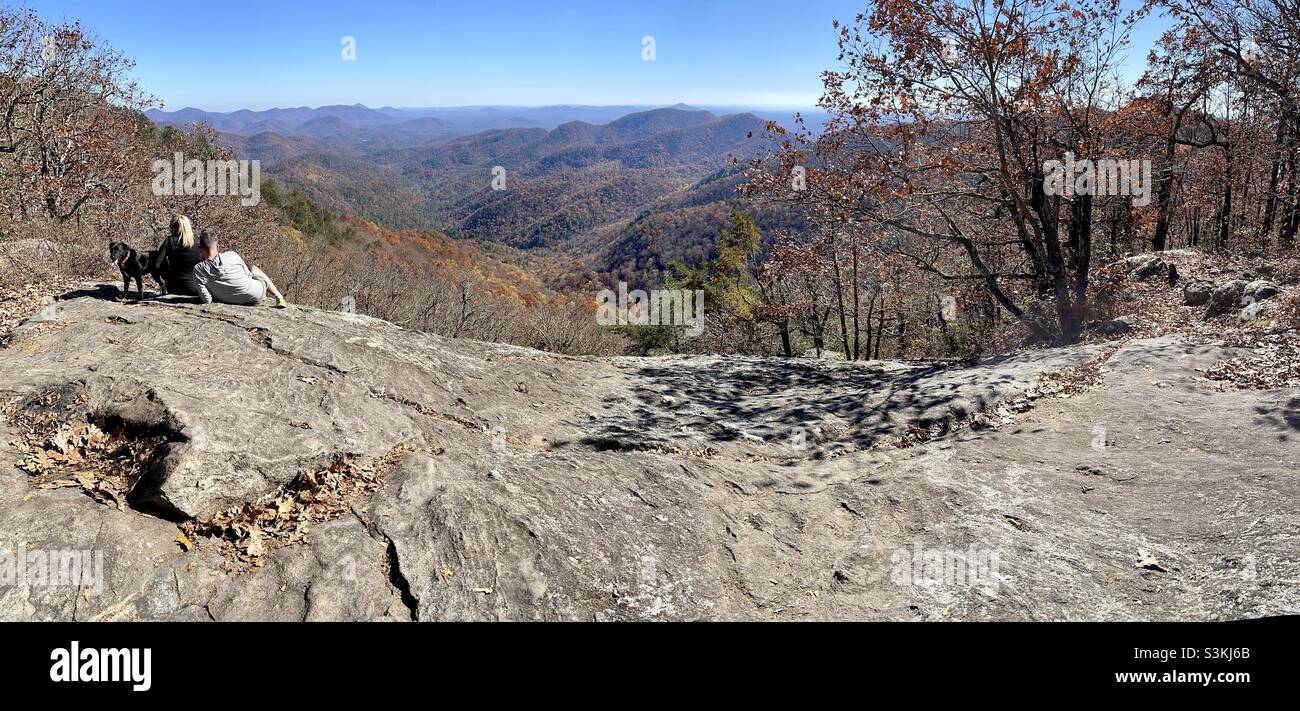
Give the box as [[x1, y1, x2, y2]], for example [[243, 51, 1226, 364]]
[[181, 443, 414, 571], [5, 385, 417, 572], [2, 390, 167, 511], [1206, 330, 1300, 389]]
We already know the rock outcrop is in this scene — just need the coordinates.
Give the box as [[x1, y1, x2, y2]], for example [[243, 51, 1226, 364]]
[[1, 285, 1297, 621]]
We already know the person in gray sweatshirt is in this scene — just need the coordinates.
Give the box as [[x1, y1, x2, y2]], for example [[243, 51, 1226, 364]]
[[191, 231, 288, 308]]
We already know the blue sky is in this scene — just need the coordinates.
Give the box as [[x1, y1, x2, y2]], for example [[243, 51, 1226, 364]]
[[32, 0, 1170, 112]]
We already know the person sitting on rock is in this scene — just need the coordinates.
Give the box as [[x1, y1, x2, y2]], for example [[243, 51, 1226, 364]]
[[192, 231, 288, 308], [150, 214, 204, 297]]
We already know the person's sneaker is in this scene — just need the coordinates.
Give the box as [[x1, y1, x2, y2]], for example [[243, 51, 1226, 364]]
[[274, 296, 288, 309]]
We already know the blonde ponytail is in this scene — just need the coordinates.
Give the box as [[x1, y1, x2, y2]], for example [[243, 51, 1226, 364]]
[[170, 215, 195, 249]]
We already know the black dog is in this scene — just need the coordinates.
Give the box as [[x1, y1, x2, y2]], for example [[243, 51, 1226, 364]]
[[108, 241, 167, 301]]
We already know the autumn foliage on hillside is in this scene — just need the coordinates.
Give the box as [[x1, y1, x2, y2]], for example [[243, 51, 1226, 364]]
[[6, 2, 1300, 363], [0, 6, 625, 355], [732, 0, 1300, 359], [212, 201, 626, 354]]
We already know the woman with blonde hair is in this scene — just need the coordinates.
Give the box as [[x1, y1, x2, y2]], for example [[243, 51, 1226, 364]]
[[152, 215, 204, 297]]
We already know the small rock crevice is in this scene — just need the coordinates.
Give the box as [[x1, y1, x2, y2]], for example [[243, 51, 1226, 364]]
[[371, 389, 484, 433], [246, 326, 349, 375], [384, 539, 420, 621]]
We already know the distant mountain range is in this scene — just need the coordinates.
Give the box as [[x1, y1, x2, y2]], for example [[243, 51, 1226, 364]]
[[144, 103, 820, 137], [147, 103, 812, 283]]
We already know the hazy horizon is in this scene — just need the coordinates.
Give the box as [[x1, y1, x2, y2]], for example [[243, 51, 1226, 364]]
[[146, 101, 826, 115]]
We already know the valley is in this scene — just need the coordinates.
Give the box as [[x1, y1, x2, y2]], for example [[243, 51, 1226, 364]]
[[148, 103, 802, 285]]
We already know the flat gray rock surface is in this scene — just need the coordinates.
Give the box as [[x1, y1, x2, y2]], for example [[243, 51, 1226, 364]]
[[0, 284, 1296, 620]]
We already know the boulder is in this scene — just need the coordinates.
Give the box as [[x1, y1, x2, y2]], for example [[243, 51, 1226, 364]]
[[1240, 301, 1267, 322], [1097, 315, 1137, 335], [1183, 280, 1214, 307], [1130, 257, 1166, 281], [1123, 254, 1156, 271], [1205, 279, 1248, 317], [1243, 279, 1281, 302]]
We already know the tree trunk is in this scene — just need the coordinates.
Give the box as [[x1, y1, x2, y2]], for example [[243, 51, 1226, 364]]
[[850, 238, 860, 361], [874, 290, 886, 359], [829, 243, 850, 359], [1153, 138, 1177, 251]]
